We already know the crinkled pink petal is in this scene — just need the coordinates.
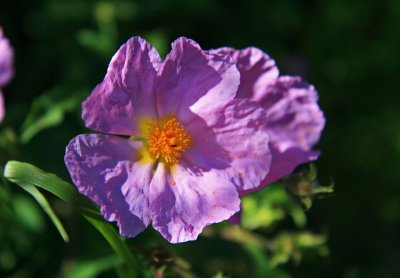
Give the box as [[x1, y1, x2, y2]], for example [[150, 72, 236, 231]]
[[211, 47, 279, 100], [240, 146, 320, 196], [82, 37, 161, 136], [156, 37, 240, 125], [149, 162, 240, 243], [64, 134, 153, 237], [235, 77, 324, 196], [182, 99, 272, 193], [219, 48, 325, 218], [0, 28, 14, 87], [217, 48, 324, 151], [0, 91, 4, 123], [228, 147, 319, 223], [259, 76, 325, 151]]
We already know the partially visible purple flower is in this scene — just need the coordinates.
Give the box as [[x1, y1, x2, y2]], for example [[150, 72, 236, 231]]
[[65, 37, 272, 243], [212, 47, 325, 224], [0, 27, 14, 122]]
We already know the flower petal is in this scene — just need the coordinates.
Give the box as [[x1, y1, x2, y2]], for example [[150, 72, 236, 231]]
[[183, 99, 272, 193], [0, 28, 14, 87], [227, 209, 242, 225], [240, 146, 320, 195], [64, 134, 154, 237], [82, 37, 161, 136], [149, 162, 240, 243], [156, 37, 240, 125], [212, 47, 279, 100], [259, 76, 325, 151]]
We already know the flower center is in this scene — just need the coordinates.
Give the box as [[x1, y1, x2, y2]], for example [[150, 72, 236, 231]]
[[147, 116, 191, 164]]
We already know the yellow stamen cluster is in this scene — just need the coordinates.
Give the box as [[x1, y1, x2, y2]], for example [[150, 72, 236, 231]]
[[147, 116, 191, 164]]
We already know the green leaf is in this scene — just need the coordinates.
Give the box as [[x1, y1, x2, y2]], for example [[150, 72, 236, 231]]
[[3, 160, 141, 277], [20, 88, 84, 143], [242, 244, 290, 278], [17, 183, 69, 241], [241, 184, 307, 230], [83, 216, 139, 277]]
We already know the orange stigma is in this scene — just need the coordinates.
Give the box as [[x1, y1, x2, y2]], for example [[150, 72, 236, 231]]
[[147, 116, 191, 164]]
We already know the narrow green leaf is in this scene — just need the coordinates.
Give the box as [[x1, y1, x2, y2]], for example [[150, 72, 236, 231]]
[[4, 160, 99, 216], [18, 181, 69, 242], [84, 216, 139, 277], [20, 88, 85, 143], [3, 160, 141, 276]]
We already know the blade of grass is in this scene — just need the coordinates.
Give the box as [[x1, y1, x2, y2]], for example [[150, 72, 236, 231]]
[[4, 161, 96, 212], [3, 160, 141, 277], [84, 216, 137, 277], [18, 181, 69, 242]]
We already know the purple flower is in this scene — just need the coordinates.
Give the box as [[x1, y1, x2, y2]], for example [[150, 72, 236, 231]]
[[65, 37, 272, 243], [217, 47, 325, 191], [212, 47, 325, 224], [0, 27, 14, 122]]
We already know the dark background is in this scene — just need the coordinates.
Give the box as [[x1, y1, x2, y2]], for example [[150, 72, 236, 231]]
[[0, 0, 399, 277]]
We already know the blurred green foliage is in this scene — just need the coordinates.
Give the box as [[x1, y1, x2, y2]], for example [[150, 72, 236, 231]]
[[0, 0, 399, 277]]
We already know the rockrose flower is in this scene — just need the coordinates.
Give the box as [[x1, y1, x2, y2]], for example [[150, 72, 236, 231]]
[[213, 47, 325, 223], [218, 47, 325, 192], [65, 37, 272, 243], [0, 27, 14, 122]]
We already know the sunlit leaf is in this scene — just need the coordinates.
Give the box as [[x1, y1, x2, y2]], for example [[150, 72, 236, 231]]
[[242, 184, 307, 230]]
